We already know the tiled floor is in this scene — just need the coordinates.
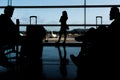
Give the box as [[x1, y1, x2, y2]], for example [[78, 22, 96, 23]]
[[0, 46, 80, 80], [43, 58, 78, 79], [42, 61, 77, 80], [0, 59, 78, 80]]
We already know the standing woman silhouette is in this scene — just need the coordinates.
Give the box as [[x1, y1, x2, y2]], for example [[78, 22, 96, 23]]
[[56, 10, 69, 43]]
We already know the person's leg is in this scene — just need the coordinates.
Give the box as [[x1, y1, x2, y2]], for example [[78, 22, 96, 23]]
[[58, 35, 61, 43], [63, 30, 67, 43], [70, 43, 86, 66], [70, 54, 80, 66], [57, 30, 62, 43], [70, 47, 81, 66]]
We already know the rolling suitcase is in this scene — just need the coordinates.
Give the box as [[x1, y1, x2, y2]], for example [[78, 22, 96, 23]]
[[26, 16, 46, 58]]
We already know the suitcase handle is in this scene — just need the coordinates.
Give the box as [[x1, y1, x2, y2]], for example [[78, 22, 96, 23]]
[[96, 16, 102, 28], [30, 16, 37, 24]]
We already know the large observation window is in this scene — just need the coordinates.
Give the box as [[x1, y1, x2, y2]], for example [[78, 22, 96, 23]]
[[0, 0, 120, 31]]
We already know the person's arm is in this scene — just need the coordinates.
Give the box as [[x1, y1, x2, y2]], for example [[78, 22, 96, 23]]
[[59, 16, 62, 23]]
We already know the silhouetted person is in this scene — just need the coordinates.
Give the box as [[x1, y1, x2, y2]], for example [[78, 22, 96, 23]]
[[72, 26, 109, 80], [70, 27, 97, 66], [56, 10, 69, 44], [0, 6, 19, 67], [106, 6, 120, 73], [57, 45, 69, 79]]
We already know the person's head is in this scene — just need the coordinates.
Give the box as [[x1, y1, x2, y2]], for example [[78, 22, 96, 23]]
[[110, 6, 119, 20], [4, 6, 14, 17], [62, 10, 68, 17]]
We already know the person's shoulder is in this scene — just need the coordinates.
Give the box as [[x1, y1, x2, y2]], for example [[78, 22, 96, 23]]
[[0, 14, 7, 24], [0, 14, 5, 18], [0, 14, 3, 20], [0, 14, 4, 16]]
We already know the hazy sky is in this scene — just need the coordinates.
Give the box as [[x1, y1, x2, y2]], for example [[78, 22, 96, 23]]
[[0, 0, 120, 31], [1, 0, 120, 6]]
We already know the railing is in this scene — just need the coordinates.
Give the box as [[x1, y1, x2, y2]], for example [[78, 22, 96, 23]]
[[19, 24, 110, 26], [1, 5, 120, 8]]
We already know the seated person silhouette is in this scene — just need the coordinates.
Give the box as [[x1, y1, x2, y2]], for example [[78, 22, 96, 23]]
[[70, 28, 97, 66], [70, 7, 120, 67], [0, 6, 18, 67], [107, 6, 120, 66]]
